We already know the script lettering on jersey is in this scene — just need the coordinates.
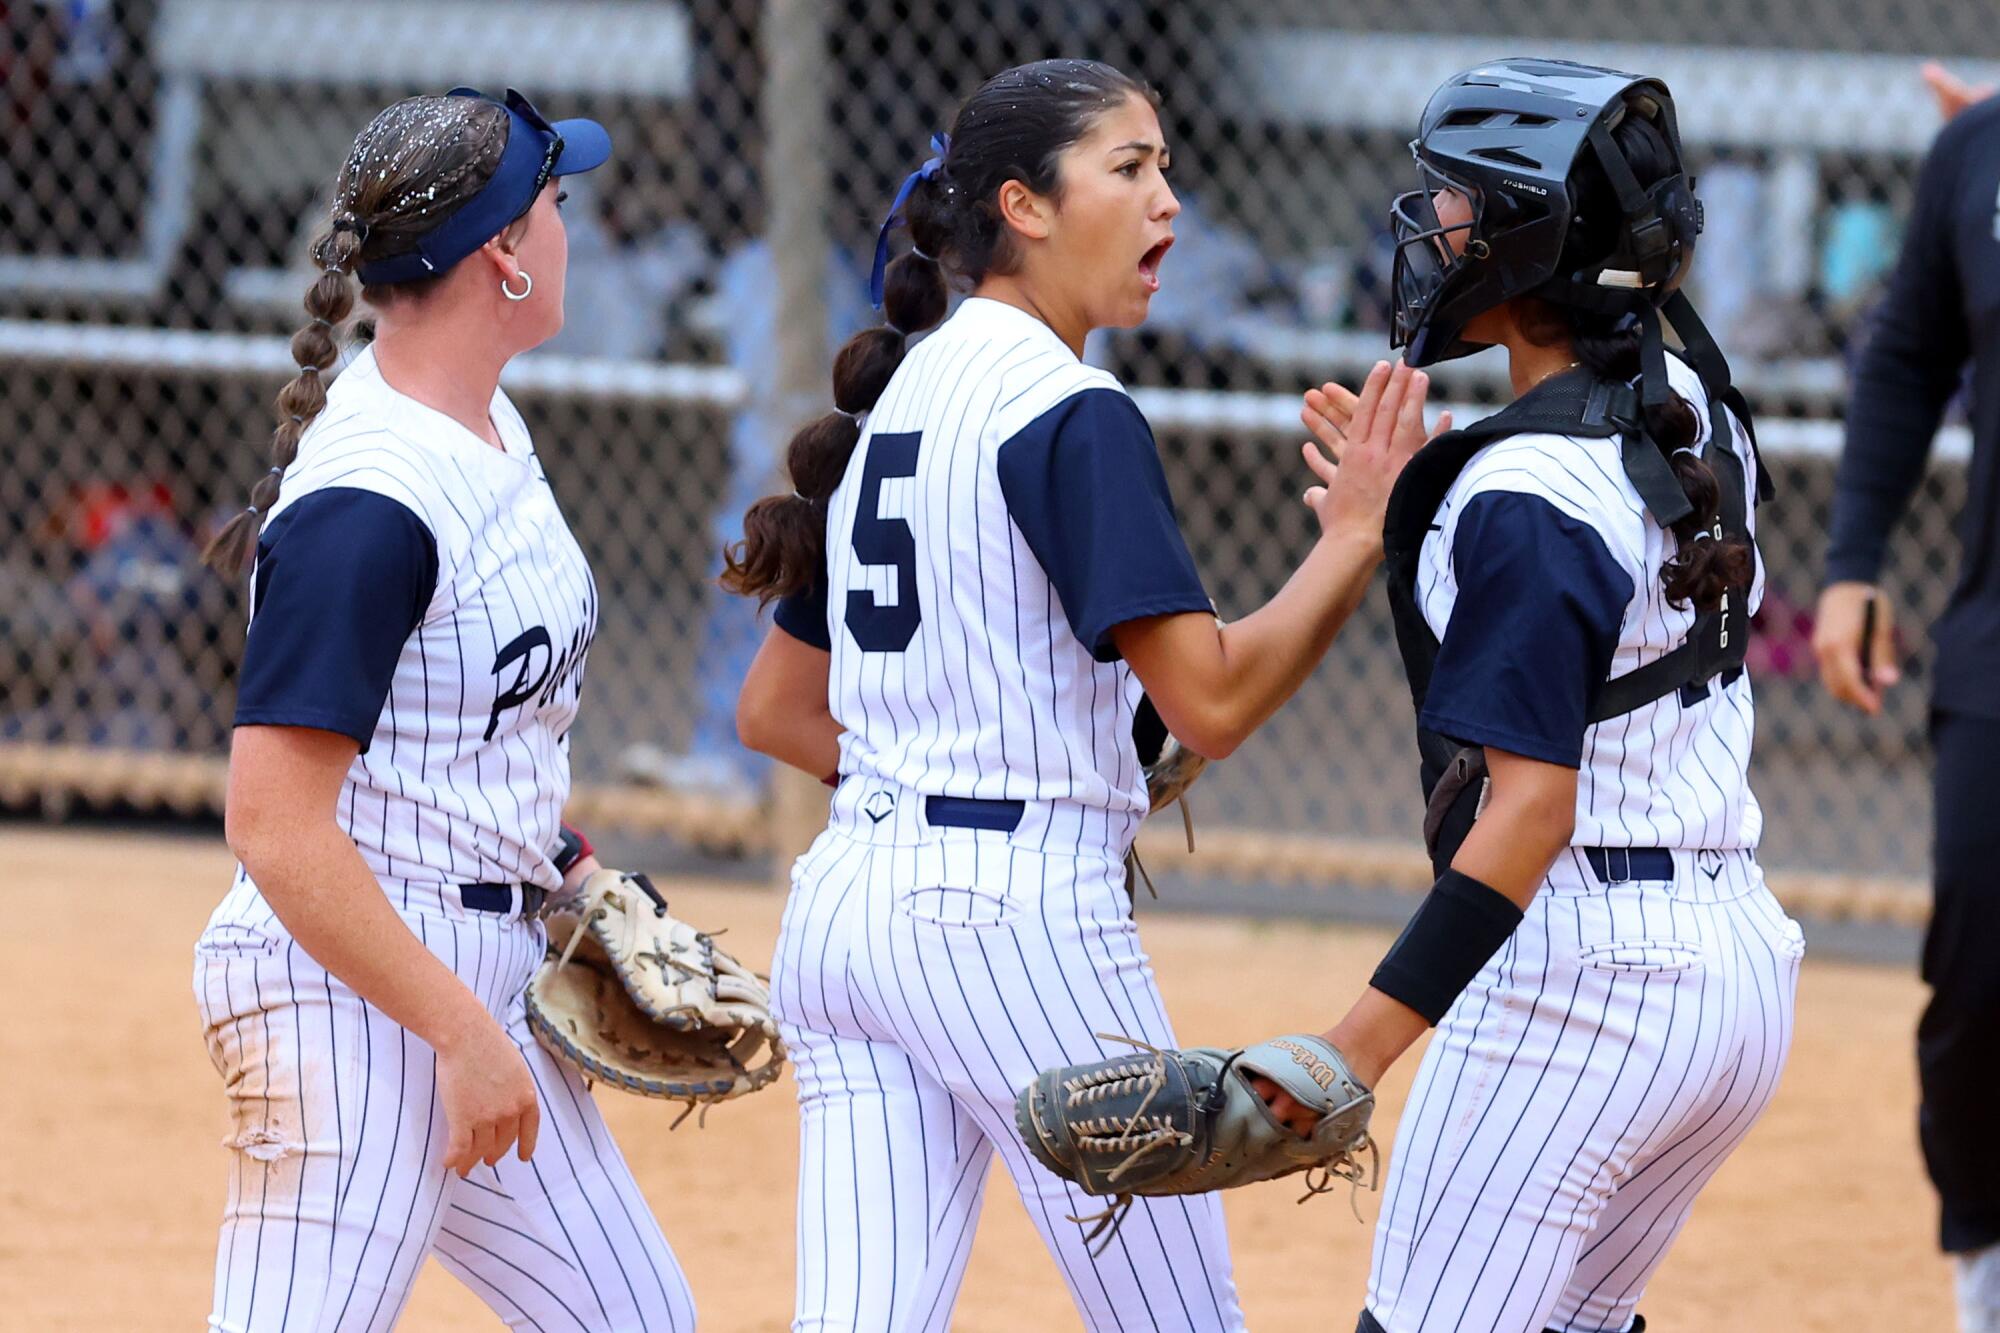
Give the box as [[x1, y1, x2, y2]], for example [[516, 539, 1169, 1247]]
[[485, 604, 594, 741], [537, 615, 595, 711]]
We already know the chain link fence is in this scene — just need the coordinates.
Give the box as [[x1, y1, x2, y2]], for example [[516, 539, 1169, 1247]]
[[4, 0, 1991, 903]]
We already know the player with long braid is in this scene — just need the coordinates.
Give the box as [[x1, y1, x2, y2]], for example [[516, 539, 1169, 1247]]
[[194, 89, 696, 1331]]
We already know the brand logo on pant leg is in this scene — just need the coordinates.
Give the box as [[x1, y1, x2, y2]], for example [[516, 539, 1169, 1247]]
[[863, 791, 896, 823]]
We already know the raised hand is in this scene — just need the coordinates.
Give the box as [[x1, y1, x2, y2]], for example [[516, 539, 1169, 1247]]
[[1301, 372, 1453, 467], [1922, 60, 1996, 122], [1299, 361, 1443, 551]]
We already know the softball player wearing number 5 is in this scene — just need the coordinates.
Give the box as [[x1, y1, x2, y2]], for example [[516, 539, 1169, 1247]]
[[725, 58, 1434, 1333], [193, 90, 695, 1331]]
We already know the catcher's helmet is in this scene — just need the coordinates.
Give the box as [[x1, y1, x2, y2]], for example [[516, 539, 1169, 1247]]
[[1390, 58, 1704, 367]]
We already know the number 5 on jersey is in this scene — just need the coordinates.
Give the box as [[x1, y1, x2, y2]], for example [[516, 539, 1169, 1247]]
[[844, 431, 923, 651]]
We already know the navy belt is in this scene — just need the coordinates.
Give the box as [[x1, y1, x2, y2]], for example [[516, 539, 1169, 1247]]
[[925, 796, 1024, 833], [1582, 847, 1675, 884], [461, 882, 548, 916]]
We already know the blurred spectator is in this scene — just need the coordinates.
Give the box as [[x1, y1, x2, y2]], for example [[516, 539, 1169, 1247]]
[[1818, 194, 1899, 330], [621, 236, 873, 799], [1, 0, 151, 256], [4, 478, 230, 750], [1689, 158, 1764, 351], [546, 173, 711, 361]]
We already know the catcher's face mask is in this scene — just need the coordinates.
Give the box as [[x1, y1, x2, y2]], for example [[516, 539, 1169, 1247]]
[[1389, 158, 1498, 366]]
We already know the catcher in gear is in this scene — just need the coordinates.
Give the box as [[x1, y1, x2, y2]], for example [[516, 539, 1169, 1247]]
[[527, 867, 786, 1123], [1259, 59, 1788, 1333]]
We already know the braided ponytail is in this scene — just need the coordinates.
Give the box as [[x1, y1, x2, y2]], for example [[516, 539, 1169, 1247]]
[[203, 225, 359, 576], [1531, 303, 1753, 612], [721, 191, 950, 606], [1657, 427, 1755, 611], [205, 94, 511, 579]]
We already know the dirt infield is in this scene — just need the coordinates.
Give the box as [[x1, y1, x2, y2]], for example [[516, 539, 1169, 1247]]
[[2, 826, 1950, 1330]]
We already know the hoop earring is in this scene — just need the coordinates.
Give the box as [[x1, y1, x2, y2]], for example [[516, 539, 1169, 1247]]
[[501, 272, 533, 302]]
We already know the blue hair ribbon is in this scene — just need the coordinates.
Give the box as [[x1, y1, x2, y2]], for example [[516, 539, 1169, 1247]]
[[869, 132, 950, 309]]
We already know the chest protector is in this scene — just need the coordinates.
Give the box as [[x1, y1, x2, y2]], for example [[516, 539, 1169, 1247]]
[[1383, 363, 1771, 874]]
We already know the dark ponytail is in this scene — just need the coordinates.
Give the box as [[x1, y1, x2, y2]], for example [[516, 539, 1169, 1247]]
[[1554, 312, 1752, 611], [203, 231, 357, 576], [1656, 423, 1754, 612], [722, 58, 1154, 607], [721, 246, 948, 606], [1522, 108, 1754, 614]]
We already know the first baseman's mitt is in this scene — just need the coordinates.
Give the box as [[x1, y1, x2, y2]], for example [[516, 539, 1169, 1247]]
[[1128, 696, 1208, 899], [1134, 694, 1207, 825], [525, 868, 786, 1122], [1016, 1033, 1376, 1249]]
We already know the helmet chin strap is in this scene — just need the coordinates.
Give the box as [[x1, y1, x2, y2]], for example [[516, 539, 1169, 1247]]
[[1521, 278, 1733, 531], [1626, 300, 1697, 527], [1659, 286, 1733, 407], [1526, 111, 1743, 531]]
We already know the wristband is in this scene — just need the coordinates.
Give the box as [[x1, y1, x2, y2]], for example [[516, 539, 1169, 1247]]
[[1369, 868, 1524, 1026], [551, 822, 594, 878]]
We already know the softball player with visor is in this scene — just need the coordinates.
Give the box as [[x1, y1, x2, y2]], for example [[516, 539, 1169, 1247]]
[[193, 88, 696, 1332]]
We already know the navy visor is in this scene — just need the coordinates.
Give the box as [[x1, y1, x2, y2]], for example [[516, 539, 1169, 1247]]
[[357, 87, 610, 286]]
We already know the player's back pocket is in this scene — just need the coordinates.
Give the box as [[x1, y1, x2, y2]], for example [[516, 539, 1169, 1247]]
[[1576, 939, 1708, 974], [897, 883, 1022, 929]]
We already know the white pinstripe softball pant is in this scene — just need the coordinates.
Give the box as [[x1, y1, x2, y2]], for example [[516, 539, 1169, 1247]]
[[192, 879, 696, 1333], [772, 787, 1245, 1332], [1363, 849, 1802, 1333]]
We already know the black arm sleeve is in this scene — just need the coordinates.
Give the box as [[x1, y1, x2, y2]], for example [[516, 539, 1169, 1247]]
[[1826, 114, 1975, 584]]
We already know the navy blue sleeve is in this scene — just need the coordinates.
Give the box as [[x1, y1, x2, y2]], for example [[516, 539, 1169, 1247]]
[[234, 487, 440, 750], [995, 388, 1210, 662], [1421, 492, 1633, 767], [773, 573, 831, 651]]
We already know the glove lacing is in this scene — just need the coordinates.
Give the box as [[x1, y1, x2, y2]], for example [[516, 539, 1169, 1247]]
[[1054, 1034, 1382, 1251], [552, 870, 674, 974], [1059, 1033, 1195, 1254]]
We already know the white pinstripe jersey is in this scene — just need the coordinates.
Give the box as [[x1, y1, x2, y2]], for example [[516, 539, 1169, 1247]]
[[804, 297, 1211, 854], [1416, 354, 1764, 851], [224, 346, 597, 900]]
